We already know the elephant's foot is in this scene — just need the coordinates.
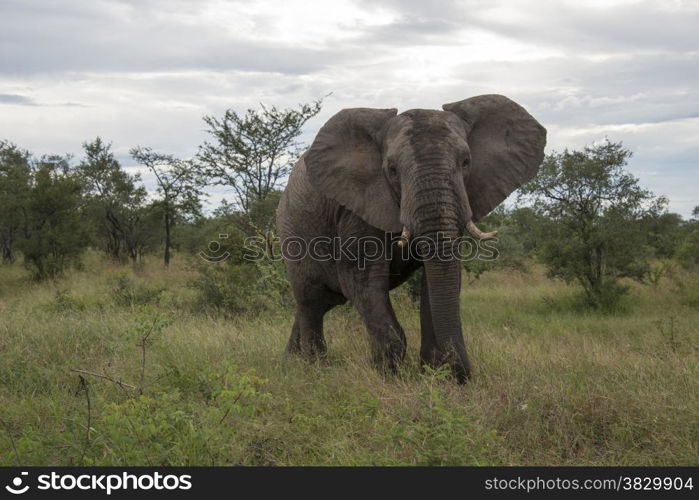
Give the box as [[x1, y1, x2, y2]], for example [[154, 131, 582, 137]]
[[370, 327, 407, 374], [284, 336, 327, 360], [285, 305, 329, 361]]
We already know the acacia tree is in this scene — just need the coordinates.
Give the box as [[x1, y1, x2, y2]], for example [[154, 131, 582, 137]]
[[0, 141, 32, 263], [130, 147, 203, 266], [197, 99, 323, 218], [78, 137, 148, 261], [19, 155, 89, 279], [519, 140, 666, 308]]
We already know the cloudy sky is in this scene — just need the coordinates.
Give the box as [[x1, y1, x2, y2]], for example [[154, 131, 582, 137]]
[[1, 0, 697, 215]]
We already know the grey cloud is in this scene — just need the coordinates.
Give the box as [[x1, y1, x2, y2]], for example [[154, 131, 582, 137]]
[[357, 0, 699, 53], [356, 0, 477, 21], [467, 1, 699, 53], [1, 42, 341, 76], [357, 17, 462, 45], [0, 0, 697, 216], [0, 93, 88, 107], [0, 93, 36, 105], [448, 51, 699, 129], [0, 0, 356, 76]]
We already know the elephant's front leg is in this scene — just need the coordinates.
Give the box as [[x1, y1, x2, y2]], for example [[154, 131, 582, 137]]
[[353, 290, 407, 373]]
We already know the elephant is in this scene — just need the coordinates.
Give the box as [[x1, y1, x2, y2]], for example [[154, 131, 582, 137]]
[[276, 94, 546, 382]]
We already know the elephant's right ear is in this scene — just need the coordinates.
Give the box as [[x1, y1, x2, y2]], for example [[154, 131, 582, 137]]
[[305, 107, 402, 232]]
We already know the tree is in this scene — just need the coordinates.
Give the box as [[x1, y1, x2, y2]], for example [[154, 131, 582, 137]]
[[641, 211, 684, 258], [19, 155, 88, 279], [130, 147, 204, 266], [197, 99, 323, 216], [119, 198, 161, 264], [0, 141, 32, 263], [519, 140, 666, 308], [676, 206, 699, 267], [458, 206, 532, 283], [78, 137, 148, 262]]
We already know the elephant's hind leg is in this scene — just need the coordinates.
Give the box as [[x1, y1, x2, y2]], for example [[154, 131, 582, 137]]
[[285, 305, 326, 358], [285, 290, 345, 359], [284, 316, 301, 355]]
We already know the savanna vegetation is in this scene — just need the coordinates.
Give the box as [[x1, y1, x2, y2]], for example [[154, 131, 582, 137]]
[[0, 101, 697, 465], [0, 253, 697, 465]]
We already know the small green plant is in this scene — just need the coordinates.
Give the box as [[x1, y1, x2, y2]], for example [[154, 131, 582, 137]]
[[402, 268, 422, 305], [84, 366, 270, 465], [645, 261, 669, 287], [92, 391, 197, 465], [374, 366, 499, 465], [47, 289, 87, 312], [208, 366, 271, 422]]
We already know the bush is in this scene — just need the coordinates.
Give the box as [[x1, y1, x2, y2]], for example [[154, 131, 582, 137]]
[[46, 289, 88, 313], [19, 156, 89, 280], [582, 279, 630, 312], [191, 259, 292, 315], [84, 366, 270, 465], [675, 228, 699, 268]]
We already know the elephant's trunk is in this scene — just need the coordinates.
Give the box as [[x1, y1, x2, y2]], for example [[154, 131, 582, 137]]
[[403, 162, 471, 382], [423, 258, 471, 382], [399, 155, 472, 381]]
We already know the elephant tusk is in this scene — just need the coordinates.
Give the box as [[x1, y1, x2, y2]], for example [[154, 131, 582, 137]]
[[466, 220, 498, 240], [397, 227, 410, 247]]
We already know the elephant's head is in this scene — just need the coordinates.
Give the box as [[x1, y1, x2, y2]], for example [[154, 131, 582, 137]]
[[304, 94, 546, 381]]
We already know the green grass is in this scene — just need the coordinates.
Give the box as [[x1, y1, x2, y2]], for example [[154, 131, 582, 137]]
[[0, 252, 697, 465]]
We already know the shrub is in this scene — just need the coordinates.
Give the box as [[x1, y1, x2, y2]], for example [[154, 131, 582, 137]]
[[519, 141, 665, 310], [46, 289, 87, 313], [84, 366, 270, 465], [583, 279, 630, 312], [675, 228, 699, 268], [191, 259, 292, 315], [109, 273, 163, 307]]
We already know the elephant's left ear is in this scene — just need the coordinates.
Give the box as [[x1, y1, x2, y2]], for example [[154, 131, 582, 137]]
[[443, 95, 546, 221]]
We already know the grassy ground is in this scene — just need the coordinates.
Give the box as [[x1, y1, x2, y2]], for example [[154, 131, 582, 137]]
[[0, 252, 697, 465]]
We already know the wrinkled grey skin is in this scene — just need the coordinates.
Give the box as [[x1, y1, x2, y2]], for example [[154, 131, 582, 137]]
[[277, 95, 546, 382]]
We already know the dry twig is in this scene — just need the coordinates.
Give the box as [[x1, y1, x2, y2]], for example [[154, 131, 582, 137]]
[[70, 369, 137, 391]]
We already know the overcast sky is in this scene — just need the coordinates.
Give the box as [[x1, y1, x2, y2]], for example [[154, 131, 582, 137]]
[[1, 0, 697, 215]]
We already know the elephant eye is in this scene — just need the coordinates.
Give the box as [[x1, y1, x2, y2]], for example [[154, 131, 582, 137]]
[[387, 161, 398, 179], [462, 156, 471, 168]]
